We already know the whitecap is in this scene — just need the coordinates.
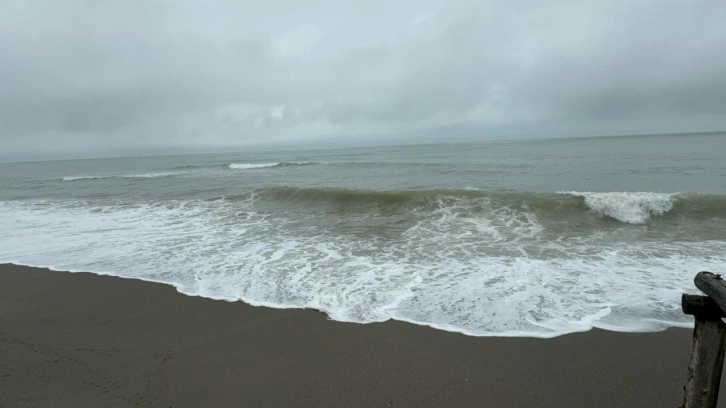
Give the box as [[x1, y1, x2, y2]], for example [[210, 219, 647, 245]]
[[62, 172, 181, 181], [228, 162, 280, 169], [62, 175, 106, 181], [560, 191, 676, 224]]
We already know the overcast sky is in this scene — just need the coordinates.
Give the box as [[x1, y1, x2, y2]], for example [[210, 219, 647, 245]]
[[1, 0, 725, 158]]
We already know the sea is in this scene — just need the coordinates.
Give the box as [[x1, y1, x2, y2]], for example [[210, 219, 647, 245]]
[[1, 132, 725, 337]]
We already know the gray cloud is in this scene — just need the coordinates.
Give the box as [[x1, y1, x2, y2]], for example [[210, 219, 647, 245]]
[[1, 0, 725, 157]]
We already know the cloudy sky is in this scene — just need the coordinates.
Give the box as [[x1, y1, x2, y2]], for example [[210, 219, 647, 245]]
[[1, 0, 725, 158]]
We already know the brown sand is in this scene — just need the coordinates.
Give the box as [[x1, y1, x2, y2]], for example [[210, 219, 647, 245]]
[[0, 263, 719, 407]]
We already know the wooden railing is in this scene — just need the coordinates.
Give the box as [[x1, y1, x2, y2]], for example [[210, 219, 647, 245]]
[[682, 272, 726, 408]]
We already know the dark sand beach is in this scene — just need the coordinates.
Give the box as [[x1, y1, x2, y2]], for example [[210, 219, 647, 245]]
[[0, 264, 720, 407]]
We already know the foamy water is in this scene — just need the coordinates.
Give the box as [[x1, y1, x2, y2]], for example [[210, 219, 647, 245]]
[[1, 134, 725, 337], [560, 191, 676, 224], [1, 191, 723, 337], [229, 162, 280, 169], [62, 172, 183, 181]]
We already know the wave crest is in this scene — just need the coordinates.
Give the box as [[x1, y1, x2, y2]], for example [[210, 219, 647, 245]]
[[561, 191, 676, 224], [228, 162, 279, 169], [227, 161, 314, 170], [248, 187, 718, 225], [62, 172, 180, 181], [62, 175, 106, 181]]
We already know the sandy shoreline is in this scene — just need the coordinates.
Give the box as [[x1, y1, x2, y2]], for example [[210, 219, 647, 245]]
[[0, 263, 718, 407]]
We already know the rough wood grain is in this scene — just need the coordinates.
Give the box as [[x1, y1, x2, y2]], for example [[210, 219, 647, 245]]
[[695, 272, 726, 316], [682, 294, 726, 320], [682, 316, 726, 407]]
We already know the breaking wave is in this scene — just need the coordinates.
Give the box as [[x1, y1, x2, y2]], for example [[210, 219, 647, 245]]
[[560, 192, 676, 224], [62, 172, 182, 181], [243, 187, 725, 225], [1, 194, 723, 338], [229, 162, 280, 169], [62, 176, 106, 181], [228, 161, 314, 170]]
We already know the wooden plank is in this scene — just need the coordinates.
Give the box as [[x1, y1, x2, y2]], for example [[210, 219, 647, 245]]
[[682, 317, 726, 408], [682, 294, 726, 320], [695, 272, 726, 315]]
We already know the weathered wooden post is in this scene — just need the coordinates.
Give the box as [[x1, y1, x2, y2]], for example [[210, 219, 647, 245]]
[[682, 272, 726, 408]]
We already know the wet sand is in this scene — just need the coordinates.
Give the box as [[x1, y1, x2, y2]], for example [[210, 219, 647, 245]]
[[0, 264, 716, 407]]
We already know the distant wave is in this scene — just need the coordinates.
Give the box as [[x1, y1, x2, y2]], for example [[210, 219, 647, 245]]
[[62, 176, 106, 181], [62, 172, 181, 181], [228, 162, 280, 169], [228, 161, 314, 170], [560, 191, 676, 224]]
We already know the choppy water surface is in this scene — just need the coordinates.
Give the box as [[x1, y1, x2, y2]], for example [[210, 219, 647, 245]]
[[1, 133, 725, 337]]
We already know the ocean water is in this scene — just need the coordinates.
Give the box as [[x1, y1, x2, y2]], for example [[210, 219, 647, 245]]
[[1, 132, 725, 337]]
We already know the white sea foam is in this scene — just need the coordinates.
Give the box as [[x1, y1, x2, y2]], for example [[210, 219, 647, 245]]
[[125, 172, 182, 178], [229, 162, 279, 169], [560, 191, 676, 224], [0, 198, 721, 338], [62, 172, 181, 181], [62, 175, 106, 181]]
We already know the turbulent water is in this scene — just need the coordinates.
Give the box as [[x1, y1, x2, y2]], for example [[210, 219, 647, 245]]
[[1, 133, 725, 337]]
